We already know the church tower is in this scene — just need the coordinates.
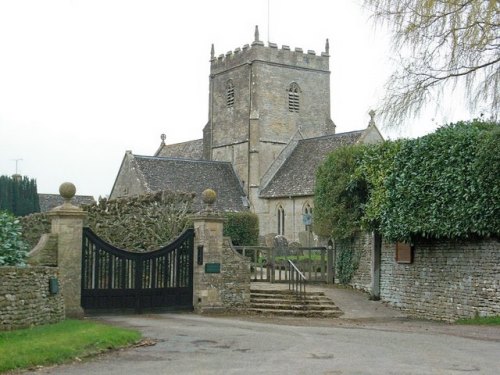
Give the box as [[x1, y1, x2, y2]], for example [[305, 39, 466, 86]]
[[203, 26, 335, 207]]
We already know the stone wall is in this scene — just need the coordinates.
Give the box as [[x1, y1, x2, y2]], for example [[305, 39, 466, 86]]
[[219, 239, 251, 308], [380, 238, 500, 321], [348, 232, 373, 292], [195, 237, 251, 312], [0, 267, 64, 331]]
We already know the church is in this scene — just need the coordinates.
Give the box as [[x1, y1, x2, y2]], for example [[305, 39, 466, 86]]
[[110, 27, 383, 245]]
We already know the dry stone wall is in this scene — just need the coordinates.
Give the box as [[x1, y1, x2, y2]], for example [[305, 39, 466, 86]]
[[0, 266, 64, 331], [380, 238, 500, 321]]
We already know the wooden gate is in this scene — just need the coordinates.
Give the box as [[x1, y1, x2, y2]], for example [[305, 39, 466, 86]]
[[81, 227, 194, 312]]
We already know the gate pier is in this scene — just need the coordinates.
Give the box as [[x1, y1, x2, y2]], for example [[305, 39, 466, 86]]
[[192, 189, 251, 313], [48, 182, 86, 318]]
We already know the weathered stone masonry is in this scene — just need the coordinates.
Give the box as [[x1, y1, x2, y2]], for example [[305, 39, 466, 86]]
[[0, 267, 64, 331], [379, 238, 500, 321]]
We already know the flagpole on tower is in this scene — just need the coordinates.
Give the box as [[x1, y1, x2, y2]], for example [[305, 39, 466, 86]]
[[267, 0, 270, 43]]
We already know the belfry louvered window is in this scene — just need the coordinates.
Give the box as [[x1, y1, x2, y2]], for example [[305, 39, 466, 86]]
[[288, 82, 300, 112], [226, 80, 235, 107]]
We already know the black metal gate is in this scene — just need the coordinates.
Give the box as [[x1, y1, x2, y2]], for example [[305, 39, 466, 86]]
[[81, 227, 194, 312]]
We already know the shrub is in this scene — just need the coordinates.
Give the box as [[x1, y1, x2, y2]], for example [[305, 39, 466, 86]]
[[313, 144, 368, 239], [0, 211, 29, 266], [224, 211, 259, 246], [381, 120, 499, 241]]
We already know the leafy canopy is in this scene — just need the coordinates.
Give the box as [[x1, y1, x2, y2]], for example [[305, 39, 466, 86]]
[[381, 119, 499, 241], [313, 144, 368, 240], [314, 119, 499, 242]]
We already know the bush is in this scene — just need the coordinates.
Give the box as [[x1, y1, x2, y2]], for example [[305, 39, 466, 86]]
[[224, 211, 259, 246], [313, 144, 368, 239], [0, 211, 29, 266], [381, 120, 499, 241]]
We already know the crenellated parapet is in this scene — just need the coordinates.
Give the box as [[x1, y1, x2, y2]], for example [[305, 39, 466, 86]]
[[210, 26, 330, 75]]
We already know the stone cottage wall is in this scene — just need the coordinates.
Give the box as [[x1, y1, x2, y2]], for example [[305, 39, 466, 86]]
[[0, 267, 64, 331], [380, 238, 500, 321]]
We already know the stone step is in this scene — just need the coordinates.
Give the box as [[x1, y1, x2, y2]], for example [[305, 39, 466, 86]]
[[249, 302, 341, 312], [246, 307, 343, 318], [247, 287, 343, 318], [250, 293, 328, 301], [250, 297, 337, 306], [250, 289, 325, 297]]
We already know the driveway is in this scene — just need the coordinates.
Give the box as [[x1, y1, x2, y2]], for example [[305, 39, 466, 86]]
[[23, 286, 500, 375]]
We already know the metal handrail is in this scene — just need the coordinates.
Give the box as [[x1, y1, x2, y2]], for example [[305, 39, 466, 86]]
[[288, 260, 307, 297]]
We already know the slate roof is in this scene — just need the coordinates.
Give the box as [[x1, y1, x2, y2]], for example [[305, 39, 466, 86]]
[[38, 194, 96, 212], [133, 155, 247, 212], [155, 139, 204, 160], [259, 130, 364, 198]]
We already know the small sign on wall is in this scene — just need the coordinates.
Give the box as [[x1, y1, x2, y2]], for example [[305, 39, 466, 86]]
[[205, 263, 221, 273], [395, 242, 413, 264]]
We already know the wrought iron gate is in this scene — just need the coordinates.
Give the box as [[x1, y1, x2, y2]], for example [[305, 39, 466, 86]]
[[81, 227, 194, 312]]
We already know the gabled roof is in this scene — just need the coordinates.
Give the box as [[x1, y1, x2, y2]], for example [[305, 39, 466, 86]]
[[259, 130, 364, 198], [38, 194, 95, 212], [154, 139, 204, 160], [132, 155, 247, 212]]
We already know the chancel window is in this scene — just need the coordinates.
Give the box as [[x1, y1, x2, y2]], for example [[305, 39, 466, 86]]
[[277, 205, 285, 236], [288, 82, 300, 112], [226, 80, 235, 107]]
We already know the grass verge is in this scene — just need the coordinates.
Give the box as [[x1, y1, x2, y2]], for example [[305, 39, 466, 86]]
[[0, 319, 141, 373], [456, 316, 500, 325]]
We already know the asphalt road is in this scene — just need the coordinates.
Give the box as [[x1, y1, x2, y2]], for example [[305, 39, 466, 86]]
[[23, 313, 500, 375]]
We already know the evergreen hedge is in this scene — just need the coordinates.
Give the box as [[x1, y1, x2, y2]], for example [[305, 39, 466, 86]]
[[314, 119, 499, 242], [224, 211, 259, 246], [381, 120, 499, 241], [313, 144, 367, 239], [0, 175, 40, 216]]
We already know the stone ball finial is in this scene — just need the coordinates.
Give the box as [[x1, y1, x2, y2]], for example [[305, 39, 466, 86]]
[[201, 188, 217, 205], [59, 182, 76, 203]]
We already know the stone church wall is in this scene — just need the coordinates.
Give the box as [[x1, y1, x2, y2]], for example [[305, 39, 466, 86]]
[[380, 237, 500, 321]]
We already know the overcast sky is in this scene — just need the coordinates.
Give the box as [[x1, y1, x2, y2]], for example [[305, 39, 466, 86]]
[[0, 0, 472, 198]]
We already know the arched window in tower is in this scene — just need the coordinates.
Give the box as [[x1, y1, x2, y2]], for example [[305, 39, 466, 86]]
[[277, 205, 285, 236], [288, 82, 300, 113], [226, 80, 235, 107]]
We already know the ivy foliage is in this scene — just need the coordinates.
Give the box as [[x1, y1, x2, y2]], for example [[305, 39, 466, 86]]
[[381, 120, 499, 241], [224, 211, 259, 246], [314, 119, 499, 242], [355, 140, 403, 231], [335, 238, 360, 284], [313, 144, 367, 240], [0, 211, 29, 266]]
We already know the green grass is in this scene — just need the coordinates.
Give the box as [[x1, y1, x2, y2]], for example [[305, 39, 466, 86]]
[[456, 316, 500, 325], [0, 319, 141, 373]]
